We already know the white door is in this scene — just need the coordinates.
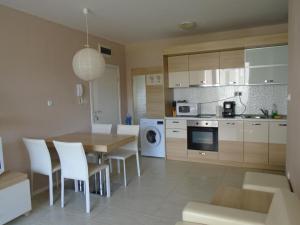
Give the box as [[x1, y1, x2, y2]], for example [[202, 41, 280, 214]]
[[90, 65, 121, 131]]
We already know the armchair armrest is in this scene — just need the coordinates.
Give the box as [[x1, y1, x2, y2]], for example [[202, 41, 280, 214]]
[[182, 202, 266, 225]]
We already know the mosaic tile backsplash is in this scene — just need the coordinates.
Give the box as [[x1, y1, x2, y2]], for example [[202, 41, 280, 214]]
[[173, 85, 288, 115]]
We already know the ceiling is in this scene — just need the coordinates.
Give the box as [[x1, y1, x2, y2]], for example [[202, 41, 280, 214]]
[[0, 0, 288, 44]]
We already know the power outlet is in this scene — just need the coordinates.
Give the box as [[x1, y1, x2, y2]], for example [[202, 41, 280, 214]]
[[234, 91, 242, 96]]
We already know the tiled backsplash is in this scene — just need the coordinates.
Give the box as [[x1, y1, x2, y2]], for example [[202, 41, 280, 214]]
[[173, 85, 288, 115]]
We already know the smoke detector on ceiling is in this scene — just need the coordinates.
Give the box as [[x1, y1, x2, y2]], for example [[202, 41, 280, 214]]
[[178, 21, 197, 31]]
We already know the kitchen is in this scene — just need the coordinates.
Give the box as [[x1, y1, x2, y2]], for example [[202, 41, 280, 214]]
[[165, 45, 287, 170]]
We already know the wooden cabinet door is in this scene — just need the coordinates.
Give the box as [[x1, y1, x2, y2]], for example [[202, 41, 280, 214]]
[[166, 128, 187, 161], [189, 52, 220, 86], [220, 50, 245, 69], [244, 121, 269, 164], [219, 121, 244, 162], [269, 121, 287, 166], [168, 55, 189, 88], [220, 50, 245, 85]]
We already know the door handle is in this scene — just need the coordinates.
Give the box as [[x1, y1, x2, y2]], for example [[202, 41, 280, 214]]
[[279, 124, 287, 127]]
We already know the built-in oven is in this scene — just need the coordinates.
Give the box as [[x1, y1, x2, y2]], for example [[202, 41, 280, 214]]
[[187, 120, 218, 152]]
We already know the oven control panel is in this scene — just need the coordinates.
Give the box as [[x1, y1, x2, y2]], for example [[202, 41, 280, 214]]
[[187, 120, 218, 127]]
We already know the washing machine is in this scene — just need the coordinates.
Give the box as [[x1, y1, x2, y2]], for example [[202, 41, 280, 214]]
[[140, 118, 165, 158]]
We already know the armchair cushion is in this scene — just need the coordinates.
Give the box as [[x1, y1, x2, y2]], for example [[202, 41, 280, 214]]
[[183, 202, 266, 225], [243, 172, 290, 193]]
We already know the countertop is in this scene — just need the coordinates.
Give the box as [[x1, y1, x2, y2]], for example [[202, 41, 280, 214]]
[[165, 116, 287, 122]]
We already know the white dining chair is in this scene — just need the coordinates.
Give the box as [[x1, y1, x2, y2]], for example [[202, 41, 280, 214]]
[[53, 141, 110, 213], [23, 138, 61, 206], [106, 125, 140, 186], [91, 124, 112, 134]]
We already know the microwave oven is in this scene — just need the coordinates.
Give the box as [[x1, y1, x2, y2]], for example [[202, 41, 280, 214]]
[[176, 103, 201, 116]]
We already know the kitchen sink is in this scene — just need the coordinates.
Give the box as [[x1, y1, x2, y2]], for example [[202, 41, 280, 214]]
[[242, 114, 268, 119]]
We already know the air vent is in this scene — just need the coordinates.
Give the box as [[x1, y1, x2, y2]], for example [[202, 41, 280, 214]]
[[100, 46, 112, 57]]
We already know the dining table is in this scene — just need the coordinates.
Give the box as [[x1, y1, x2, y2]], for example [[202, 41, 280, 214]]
[[46, 132, 136, 196]]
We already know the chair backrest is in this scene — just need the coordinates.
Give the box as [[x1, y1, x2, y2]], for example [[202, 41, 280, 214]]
[[53, 141, 88, 180], [92, 124, 112, 134], [23, 138, 52, 175], [0, 137, 4, 174], [117, 125, 139, 152], [266, 189, 300, 225]]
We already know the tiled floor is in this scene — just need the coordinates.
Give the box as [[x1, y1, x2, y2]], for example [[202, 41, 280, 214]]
[[8, 157, 276, 225]]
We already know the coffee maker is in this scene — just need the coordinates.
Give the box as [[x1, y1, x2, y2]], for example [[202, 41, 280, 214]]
[[222, 101, 236, 118]]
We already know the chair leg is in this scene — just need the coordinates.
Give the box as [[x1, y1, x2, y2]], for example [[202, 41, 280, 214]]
[[85, 180, 90, 213], [117, 160, 120, 174], [61, 177, 64, 208], [109, 159, 113, 173], [30, 172, 34, 195], [99, 171, 103, 195], [74, 180, 79, 192], [56, 171, 59, 190], [123, 160, 127, 187], [105, 167, 111, 197], [94, 174, 98, 193], [136, 153, 141, 177], [49, 174, 54, 206]]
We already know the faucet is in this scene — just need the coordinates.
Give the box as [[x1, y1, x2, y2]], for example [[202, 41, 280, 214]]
[[260, 108, 269, 118]]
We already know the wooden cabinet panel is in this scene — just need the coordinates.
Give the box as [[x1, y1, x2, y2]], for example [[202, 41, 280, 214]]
[[220, 50, 245, 69], [188, 150, 219, 161], [166, 129, 186, 138], [189, 52, 220, 70], [166, 119, 187, 129], [219, 141, 244, 162], [166, 138, 187, 161], [244, 121, 268, 143], [219, 121, 243, 141], [189, 52, 220, 86], [146, 85, 164, 117], [219, 68, 245, 85], [269, 121, 287, 144], [168, 56, 189, 88], [269, 144, 286, 166], [244, 142, 268, 164]]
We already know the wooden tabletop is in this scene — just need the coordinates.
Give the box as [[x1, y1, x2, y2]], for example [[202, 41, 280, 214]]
[[46, 132, 136, 153], [211, 186, 274, 213], [0, 171, 28, 190]]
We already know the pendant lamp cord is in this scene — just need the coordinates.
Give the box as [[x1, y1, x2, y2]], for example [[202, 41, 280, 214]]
[[85, 12, 89, 47]]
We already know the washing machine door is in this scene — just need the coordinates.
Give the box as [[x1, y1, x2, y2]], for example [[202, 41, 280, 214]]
[[143, 126, 161, 147]]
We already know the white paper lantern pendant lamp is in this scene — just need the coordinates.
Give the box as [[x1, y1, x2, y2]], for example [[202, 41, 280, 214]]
[[72, 8, 105, 81]]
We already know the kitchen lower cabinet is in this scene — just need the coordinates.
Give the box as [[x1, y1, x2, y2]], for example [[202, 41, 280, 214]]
[[166, 138, 187, 161], [219, 141, 244, 162], [244, 142, 269, 164], [269, 121, 287, 166], [188, 150, 219, 161], [269, 144, 286, 166]]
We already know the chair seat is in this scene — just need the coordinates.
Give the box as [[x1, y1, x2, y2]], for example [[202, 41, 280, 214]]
[[88, 163, 108, 176], [51, 160, 61, 173], [106, 149, 136, 160], [243, 172, 290, 193]]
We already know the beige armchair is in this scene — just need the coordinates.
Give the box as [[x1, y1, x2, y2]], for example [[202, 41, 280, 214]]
[[176, 189, 300, 225]]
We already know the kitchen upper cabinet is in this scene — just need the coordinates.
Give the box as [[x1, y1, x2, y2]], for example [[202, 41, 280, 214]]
[[219, 121, 244, 162], [244, 121, 269, 164], [188, 52, 220, 86], [245, 45, 288, 85], [219, 50, 245, 85], [168, 55, 189, 88], [269, 121, 287, 166]]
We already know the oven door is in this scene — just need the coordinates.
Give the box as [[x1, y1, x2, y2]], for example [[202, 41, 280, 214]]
[[187, 126, 218, 151]]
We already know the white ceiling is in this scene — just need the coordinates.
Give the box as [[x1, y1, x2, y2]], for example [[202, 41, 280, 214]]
[[0, 0, 288, 44]]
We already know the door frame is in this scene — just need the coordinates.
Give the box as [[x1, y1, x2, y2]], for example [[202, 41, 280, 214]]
[[89, 64, 122, 128]]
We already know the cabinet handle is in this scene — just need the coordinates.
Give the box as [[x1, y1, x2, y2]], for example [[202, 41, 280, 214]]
[[200, 81, 206, 84], [172, 130, 179, 133], [172, 121, 180, 123], [252, 123, 261, 126], [264, 80, 274, 83], [176, 83, 181, 87], [226, 122, 235, 125], [199, 152, 206, 156], [229, 81, 237, 84], [279, 124, 287, 127]]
